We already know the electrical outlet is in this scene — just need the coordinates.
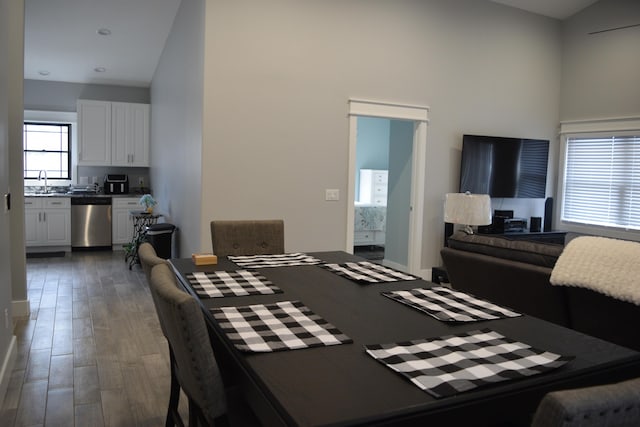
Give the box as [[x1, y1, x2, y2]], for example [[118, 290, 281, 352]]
[[325, 189, 340, 201], [138, 176, 144, 186]]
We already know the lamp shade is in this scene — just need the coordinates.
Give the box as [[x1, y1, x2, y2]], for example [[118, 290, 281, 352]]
[[444, 193, 491, 226]]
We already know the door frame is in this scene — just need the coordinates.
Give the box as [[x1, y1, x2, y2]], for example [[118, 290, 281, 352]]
[[346, 99, 429, 275]]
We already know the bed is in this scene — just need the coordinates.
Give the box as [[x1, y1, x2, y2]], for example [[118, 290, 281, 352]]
[[354, 203, 386, 246]]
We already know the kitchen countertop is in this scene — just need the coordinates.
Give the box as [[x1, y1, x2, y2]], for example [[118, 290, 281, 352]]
[[24, 192, 143, 198]]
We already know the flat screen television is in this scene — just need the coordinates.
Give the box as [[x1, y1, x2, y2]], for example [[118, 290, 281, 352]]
[[459, 134, 549, 198]]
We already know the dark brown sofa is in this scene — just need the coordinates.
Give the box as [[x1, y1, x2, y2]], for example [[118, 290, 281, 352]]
[[440, 231, 640, 351]]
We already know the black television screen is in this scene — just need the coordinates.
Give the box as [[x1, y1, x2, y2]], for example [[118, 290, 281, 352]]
[[459, 134, 549, 198]]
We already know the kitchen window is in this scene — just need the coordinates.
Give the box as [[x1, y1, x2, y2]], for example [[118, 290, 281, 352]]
[[23, 122, 71, 180], [561, 134, 640, 231]]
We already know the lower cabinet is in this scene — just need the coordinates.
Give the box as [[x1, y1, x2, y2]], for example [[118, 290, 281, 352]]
[[112, 197, 140, 245], [25, 197, 71, 247]]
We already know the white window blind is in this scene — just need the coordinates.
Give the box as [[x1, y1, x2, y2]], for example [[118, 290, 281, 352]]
[[563, 135, 640, 230]]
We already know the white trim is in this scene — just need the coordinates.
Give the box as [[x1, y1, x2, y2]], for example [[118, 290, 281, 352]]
[[0, 336, 17, 410], [560, 116, 640, 134], [12, 299, 30, 317], [348, 99, 430, 122], [346, 99, 429, 275]]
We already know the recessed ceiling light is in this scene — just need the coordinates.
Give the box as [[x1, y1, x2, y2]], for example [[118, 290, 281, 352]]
[[97, 28, 111, 36], [94, 67, 106, 73], [38, 70, 50, 76]]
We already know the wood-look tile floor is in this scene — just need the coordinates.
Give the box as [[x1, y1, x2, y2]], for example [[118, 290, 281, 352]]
[[1, 250, 189, 427]]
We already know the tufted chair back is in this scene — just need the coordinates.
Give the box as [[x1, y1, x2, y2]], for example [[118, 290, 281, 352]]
[[531, 376, 640, 427], [149, 263, 228, 425], [210, 219, 285, 256], [138, 242, 167, 284]]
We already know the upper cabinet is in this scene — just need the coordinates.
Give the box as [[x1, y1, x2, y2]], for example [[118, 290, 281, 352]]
[[77, 100, 111, 165], [111, 102, 150, 166], [77, 100, 150, 167]]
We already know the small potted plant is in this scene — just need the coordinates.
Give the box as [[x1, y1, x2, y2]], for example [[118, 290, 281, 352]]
[[139, 194, 157, 214]]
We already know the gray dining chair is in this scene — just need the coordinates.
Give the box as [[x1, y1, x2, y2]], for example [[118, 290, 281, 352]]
[[210, 219, 284, 256], [531, 376, 640, 427], [149, 262, 229, 427], [138, 242, 167, 283]]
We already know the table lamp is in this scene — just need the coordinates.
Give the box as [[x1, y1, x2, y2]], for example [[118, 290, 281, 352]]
[[444, 192, 491, 234]]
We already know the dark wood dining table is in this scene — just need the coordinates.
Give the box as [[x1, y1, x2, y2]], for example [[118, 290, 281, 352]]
[[169, 251, 640, 426]]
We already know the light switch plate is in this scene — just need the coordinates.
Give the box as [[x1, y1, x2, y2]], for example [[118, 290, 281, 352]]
[[325, 189, 339, 201]]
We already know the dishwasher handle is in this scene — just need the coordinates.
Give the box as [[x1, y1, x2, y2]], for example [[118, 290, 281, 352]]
[[71, 197, 112, 205]]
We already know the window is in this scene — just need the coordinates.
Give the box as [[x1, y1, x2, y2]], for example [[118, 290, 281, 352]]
[[23, 122, 71, 180], [562, 135, 640, 230]]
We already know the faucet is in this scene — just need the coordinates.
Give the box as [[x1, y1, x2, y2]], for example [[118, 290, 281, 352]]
[[38, 170, 48, 193]]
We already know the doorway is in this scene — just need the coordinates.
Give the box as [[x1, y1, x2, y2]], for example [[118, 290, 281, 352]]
[[346, 99, 429, 275], [353, 117, 413, 265]]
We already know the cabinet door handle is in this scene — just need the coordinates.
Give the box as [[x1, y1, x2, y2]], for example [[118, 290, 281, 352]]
[[43, 212, 46, 222]]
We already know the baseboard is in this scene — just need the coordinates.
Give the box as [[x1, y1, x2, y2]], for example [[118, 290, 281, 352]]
[[12, 299, 30, 318], [0, 335, 18, 409]]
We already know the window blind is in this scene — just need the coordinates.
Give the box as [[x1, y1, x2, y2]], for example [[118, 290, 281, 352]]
[[563, 136, 640, 230]]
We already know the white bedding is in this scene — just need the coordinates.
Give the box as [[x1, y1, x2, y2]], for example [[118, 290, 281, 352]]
[[354, 204, 386, 232]]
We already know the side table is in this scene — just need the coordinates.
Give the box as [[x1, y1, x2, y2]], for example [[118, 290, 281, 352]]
[[126, 211, 161, 269]]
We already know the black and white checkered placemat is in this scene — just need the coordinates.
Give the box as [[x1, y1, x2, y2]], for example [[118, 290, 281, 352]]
[[320, 261, 418, 283], [365, 328, 573, 398], [185, 270, 282, 298], [211, 300, 353, 352], [382, 287, 521, 322], [227, 253, 323, 269]]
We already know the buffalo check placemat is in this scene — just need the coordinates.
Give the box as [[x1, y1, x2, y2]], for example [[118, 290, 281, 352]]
[[185, 270, 282, 298], [320, 261, 419, 283], [382, 286, 521, 322], [227, 253, 323, 269], [365, 328, 573, 398], [211, 300, 353, 352]]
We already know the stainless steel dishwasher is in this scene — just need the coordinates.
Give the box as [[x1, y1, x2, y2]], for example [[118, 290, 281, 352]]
[[71, 197, 112, 248]]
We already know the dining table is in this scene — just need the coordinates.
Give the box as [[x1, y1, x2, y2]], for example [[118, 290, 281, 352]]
[[169, 251, 640, 426]]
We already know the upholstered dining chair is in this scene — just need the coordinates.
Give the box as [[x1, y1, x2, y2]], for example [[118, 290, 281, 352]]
[[531, 376, 640, 427], [138, 242, 167, 283], [210, 219, 284, 256], [149, 263, 230, 427]]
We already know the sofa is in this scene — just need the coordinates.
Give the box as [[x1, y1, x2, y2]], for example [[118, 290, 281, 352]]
[[440, 231, 640, 352]]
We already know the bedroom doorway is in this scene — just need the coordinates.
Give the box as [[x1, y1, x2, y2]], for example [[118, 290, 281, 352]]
[[346, 99, 429, 276], [353, 117, 413, 265]]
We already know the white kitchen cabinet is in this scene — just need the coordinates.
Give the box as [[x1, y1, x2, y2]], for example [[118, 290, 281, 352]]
[[359, 169, 388, 206], [77, 100, 149, 167], [112, 197, 140, 245], [25, 197, 71, 247], [111, 102, 150, 166], [77, 100, 111, 165]]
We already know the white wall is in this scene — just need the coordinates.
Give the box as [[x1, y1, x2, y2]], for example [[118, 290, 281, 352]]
[[560, 0, 640, 120], [555, 0, 640, 240], [152, 0, 562, 268], [1, 0, 22, 405], [24, 80, 149, 112], [150, 0, 206, 256]]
